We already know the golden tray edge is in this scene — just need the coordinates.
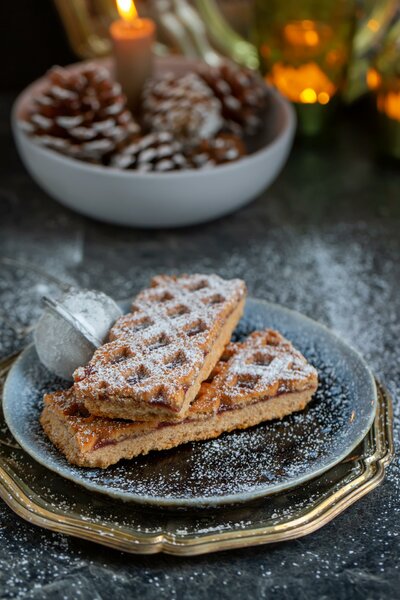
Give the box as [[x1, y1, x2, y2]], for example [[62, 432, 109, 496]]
[[0, 354, 394, 557]]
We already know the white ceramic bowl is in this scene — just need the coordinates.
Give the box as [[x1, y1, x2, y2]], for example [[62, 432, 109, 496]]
[[12, 57, 296, 228]]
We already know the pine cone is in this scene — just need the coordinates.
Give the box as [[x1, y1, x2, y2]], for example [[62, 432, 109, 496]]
[[198, 61, 268, 135], [21, 65, 140, 164], [111, 132, 190, 172], [141, 72, 223, 144], [188, 133, 246, 169]]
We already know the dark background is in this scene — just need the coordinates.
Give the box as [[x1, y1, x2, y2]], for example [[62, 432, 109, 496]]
[[0, 1, 74, 91]]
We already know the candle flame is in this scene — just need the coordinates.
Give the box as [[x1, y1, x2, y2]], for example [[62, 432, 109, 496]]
[[116, 0, 138, 22]]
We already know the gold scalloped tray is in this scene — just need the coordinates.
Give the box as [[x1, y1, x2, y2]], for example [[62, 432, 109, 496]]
[[0, 354, 393, 556]]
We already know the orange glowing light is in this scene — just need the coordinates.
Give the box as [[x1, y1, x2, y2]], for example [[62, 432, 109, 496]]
[[367, 19, 380, 33], [367, 68, 381, 91], [318, 92, 330, 105], [377, 91, 400, 122], [268, 62, 336, 104], [283, 20, 332, 49], [300, 88, 317, 103], [116, 0, 138, 22], [304, 30, 319, 46]]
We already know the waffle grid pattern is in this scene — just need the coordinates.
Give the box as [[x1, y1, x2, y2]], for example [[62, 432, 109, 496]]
[[195, 330, 318, 411], [73, 274, 246, 409], [44, 329, 318, 453]]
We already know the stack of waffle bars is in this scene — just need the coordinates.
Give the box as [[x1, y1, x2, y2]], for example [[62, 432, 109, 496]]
[[41, 274, 318, 468]]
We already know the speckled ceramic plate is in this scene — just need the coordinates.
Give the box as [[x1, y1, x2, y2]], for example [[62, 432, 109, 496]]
[[3, 299, 377, 508]]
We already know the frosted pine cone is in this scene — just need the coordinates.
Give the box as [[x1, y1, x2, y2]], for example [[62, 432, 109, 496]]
[[141, 72, 223, 144], [111, 132, 190, 172], [188, 133, 246, 169], [198, 60, 267, 135], [20, 65, 140, 164]]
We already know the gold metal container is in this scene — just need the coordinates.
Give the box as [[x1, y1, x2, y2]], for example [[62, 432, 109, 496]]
[[253, 0, 355, 135]]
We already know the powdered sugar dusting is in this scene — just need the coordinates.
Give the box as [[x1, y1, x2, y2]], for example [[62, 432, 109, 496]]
[[4, 299, 374, 504], [42, 328, 318, 465], [73, 274, 245, 409], [223, 330, 317, 399]]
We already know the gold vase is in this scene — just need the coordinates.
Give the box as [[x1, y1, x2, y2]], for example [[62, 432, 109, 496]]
[[53, 0, 117, 58]]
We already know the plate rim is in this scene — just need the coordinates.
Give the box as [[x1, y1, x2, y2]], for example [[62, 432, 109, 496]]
[[0, 380, 392, 556], [3, 298, 378, 507]]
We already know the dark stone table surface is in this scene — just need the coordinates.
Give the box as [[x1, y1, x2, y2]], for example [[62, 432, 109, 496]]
[[0, 93, 399, 599]]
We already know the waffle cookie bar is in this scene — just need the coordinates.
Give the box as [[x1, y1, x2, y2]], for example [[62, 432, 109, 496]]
[[73, 274, 246, 422], [41, 330, 318, 468]]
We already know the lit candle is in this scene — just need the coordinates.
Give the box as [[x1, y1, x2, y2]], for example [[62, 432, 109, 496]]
[[110, 0, 155, 111]]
